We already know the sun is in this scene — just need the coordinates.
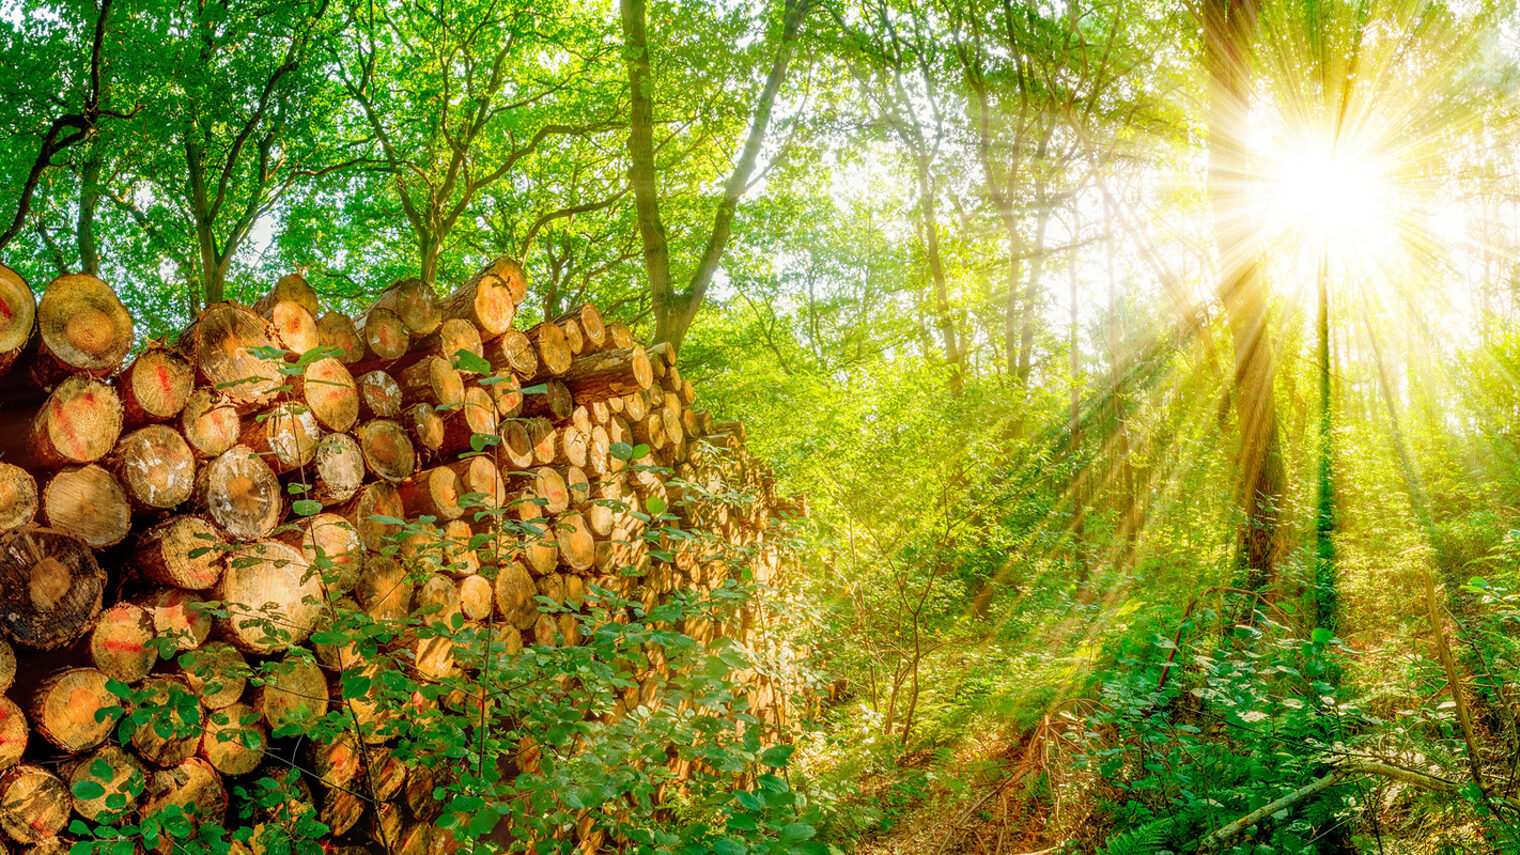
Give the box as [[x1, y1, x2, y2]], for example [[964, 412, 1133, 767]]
[[1257, 128, 1403, 276]]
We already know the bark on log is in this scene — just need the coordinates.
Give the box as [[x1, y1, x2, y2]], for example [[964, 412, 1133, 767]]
[[2, 375, 123, 470], [34, 273, 132, 380], [181, 390, 242, 459], [439, 387, 498, 455], [486, 371, 522, 419], [110, 425, 195, 511], [254, 653, 328, 733], [88, 602, 158, 684], [0, 527, 104, 649], [277, 512, 363, 595], [405, 403, 445, 455], [442, 257, 525, 337], [129, 676, 203, 767], [316, 312, 364, 365], [560, 318, 584, 356], [398, 356, 465, 408], [499, 420, 534, 471], [195, 446, 282, 541], [343, 482, 404, 552], [521, 378, 572, 422], [604, 321, 634, 350], [178, 303, 281, 405], [553, 304, 605, 351], [403, 318, 483, 376], [527, 323, 572, 377], [485, 329, 537, 378], [121, 346, 194, 427], [400, 466, 465, 522], [177, 641, 247, 710], [558, 347, 651, 404], [356, 306, 410, 370]]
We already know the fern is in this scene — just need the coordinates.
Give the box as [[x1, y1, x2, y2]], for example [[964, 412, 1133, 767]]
[[1098, 819, 1173, 855]]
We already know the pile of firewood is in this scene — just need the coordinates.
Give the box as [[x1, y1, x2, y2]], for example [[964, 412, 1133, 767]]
[[0, 259, 801, 853]]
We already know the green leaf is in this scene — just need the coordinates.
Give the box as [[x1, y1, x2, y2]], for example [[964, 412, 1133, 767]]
[[454, 349, 492, 374], [72, 780, 106, 800], [610, 442, 635, 461], [292, 499, 322, 517], [779, 822, 816, 843], [759, 744, 795, 767], [1310, 627, 1335, 644], [646, 496, 667, 516]]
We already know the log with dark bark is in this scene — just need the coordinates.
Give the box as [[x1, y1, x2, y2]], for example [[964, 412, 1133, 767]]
[[558, 346, 652, 404], [0, 375, 123, 470], [485, 328, 537, 378], [0, 527, 105, 649], [439, 386, 498, 454]]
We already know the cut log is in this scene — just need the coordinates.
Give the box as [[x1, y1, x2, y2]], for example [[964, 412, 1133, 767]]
[[316, 312, 364, 365], [199, 702, 266, 776], [240, 402, 321, 474], [269, 301, 320, 355], [195, 446, 282, 541], [357, 419, 416, 484], [35, 273, 132, 379], [0, 465, 37, 533], [110, 425, 195, 511], [405, 403, 445, 455], [440, 519, 481, 576], [129, 676, 203, 767], [520, 378, 572, 422], [485, 371, 523, 418], [499, 420, 534, 471], [439, 386, 498, 454], [528, 417, 558, 466], [357, 306, 410, 370], [177, 641, 247, 710], [0, 699, 22, 774], [526, 323, 572, 377], [135, 516, 223, 589], [254, 273, 320, 319], [4, 375, 123, 469], [357, 369, 403, 419], [356, 553, 412, 623], [555, 424, 588, 469], [459, 575, 492, 621], [562, 466, 590, 510], [294, 357, 359, 432], [414, 575, 461, 627], [521, 524, 558, 576], [66, 744, 145, 822], [120, 346, 194, 426], [525, 466, 569, 515], [446, 455, 506, 511], [442, 257, 526, 337], [407, 318, 484, 377], [400, 466, 464, 522], [604, 321, 634, 350], [141, 757, 226, 824], [555, 512, 595, 572], [559, 347, 652, 404], [318, 788, 365, 837], [369, 801, 406, 851], [308, 733, 361, 790], [216, 540, 320, 653], [585, 425, 611, 478], [136, 588, 213, 651], [369, 278, 441, 338], [342, 482, 404, 552], [0, 265, 35, 377], [254, 653, 328, 733], [277, 512, 363, 595], [622, 390, 648, 422], [362, 748, 407, 801], [403, 764, 444, 820], [0, 766, 69, 844], [30, 667, 119, 752], [88, 602, 158, 683], [311, 431, 365, 507], [181, 390, 242, 459], [553, 304, 605, 351], [177, 303, 281, 405], [0, 527, 104, 649], [647, 341, 676, 370], [559, 318, 584, 356], [485, 329, 537, 378], [398, 356, 465, 408]]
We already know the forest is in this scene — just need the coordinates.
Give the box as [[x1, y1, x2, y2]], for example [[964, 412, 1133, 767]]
[[0, 0, 1517, 852]]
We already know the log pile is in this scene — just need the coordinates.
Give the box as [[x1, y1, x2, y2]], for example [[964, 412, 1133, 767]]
[[0, 260, 802, 852]]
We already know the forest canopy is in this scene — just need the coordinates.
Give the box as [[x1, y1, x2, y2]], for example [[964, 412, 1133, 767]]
[[6, 0, 1520, 851]]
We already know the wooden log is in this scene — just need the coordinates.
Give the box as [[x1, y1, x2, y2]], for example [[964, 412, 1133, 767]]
[[316, 312, 364, 365], [141, 757, 226, 824], [555, 513, 595, 573], [357, 419, 416, 483], [562, 465, 590, 511], [604, 321, 634, 350], [343, 482, 404, 552], [134, 515, 223, 591], [446, 455, 506, 511], [357, 369, 403, 420], [253, 273, 320, 319], [110, 425, 196, 511], [559, 347, 651, 404], [216, 540, 320, 653], [493, 559, 539, 630], [0, 527, 104, 649], [400, 466, 465, 522], [396, 823, 432, 855], [120, 346, 194, 427], [439, 519, 480, 576], [254, 653, 328, 733], [525, 466, 569, 516], [622, 390, 649, 423], [356, 306, 410, 369], [30, 667, 119, 752], [130, 676, 203, 767], [312, 431, 365, 507], [369, 801, 406, 852], [177, 303, 281, 405], [177, 641, 247, 710], [362, 748, 407, 801], [0, 375, 123, 469], [492, 421, 528, 472], [521, 524, 558, 576], [198, 702, 266, 777], [439, 386, 498, 455], [0, 464, 37, 534], [0, 265, 35, 377], [240, 402, 321, 474], [459, 575, 492, 621], [398, 355, 465, 408], [0, 699, 22, 773], [414, 575, 461, 627], [181, 389, 242, 459], [405, 403, 445, 455], [356, 553, 412, 623], [485, 371, 522, 419], [0, 766, 69, 844], [528, 417, 558, 465], [195, 446, 282, 541], [136, 587, 212, 651], [559, 318, 584, 356], [405, 318, 484, 376], [308, 733, 361, 790], [485, 329, 536, 378], [526, 323, 572, 377], [553, 304, 605, 351], [317, 788, 366, 837], [66, 744, 145, 822], [293, 357, 359, 433], [403, 764, 444, 820], [368, 278, 441, 338], [555, 424, 588, 469], [442, 257, 526, 337], [269, 301, 320, 355], [34, 273, 132, 380], [277, 512, 364, 595]]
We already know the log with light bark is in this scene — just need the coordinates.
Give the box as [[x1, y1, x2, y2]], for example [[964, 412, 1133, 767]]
[[130, 676, 203, 766], [178, 303, 282, 405], [527, 322, 572, 377], [369, 278, 442, 339], [293, 357, 359, 433], [557, 346, 652, 404], [0, 765, 69, 844], [356, 306, 411, 371], [89, 602, 159, 684], [216, 540, 320, 653], [240, 402, 322, 474], [134, 516, 224, 590], [316, 312, 364, 365], [485, 328, 537, 378], [0, 265, 35, 378], [443, 257, 526, 337], [121, 346, 194, 427], [33, 273, 133, 382], [30, 667, 119, 752], [66, 744, 145, 822], [398, 355, 465, 408], [0, 464, 36, 533], [277, 512, 364, 595], [178, 641, 247, 710], [195, 445, 283, 541], [181, 389, 242, 459], [311, 432, 365, 507], [110, 425, 196, 511], [554, 304, 605, 351]]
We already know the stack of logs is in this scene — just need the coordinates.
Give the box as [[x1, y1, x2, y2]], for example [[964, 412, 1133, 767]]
[[0, 259, 801, 853]]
